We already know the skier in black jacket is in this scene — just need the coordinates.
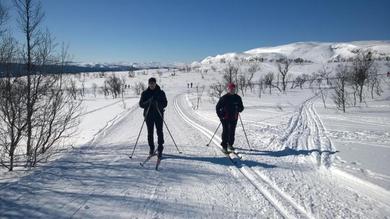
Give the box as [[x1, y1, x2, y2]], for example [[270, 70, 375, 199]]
[[139, 77, 168, 158], [216, 83, 244, 153]]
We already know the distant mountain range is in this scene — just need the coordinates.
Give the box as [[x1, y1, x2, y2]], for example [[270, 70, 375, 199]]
[[196, 41, 390, 65], [0, 63, 137, 77], [73, 61, 178, 70], [0, 61, 176, 77]]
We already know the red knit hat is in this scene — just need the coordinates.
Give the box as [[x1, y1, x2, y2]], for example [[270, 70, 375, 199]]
[[227, 83, 236, 90]]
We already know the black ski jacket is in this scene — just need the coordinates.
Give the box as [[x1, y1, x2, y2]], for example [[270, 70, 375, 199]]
[[139, 85, 168, 119], [216, 93, 244, 121]]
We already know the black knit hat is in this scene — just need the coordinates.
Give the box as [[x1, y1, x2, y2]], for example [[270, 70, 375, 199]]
[[148, 77, 156, 84]]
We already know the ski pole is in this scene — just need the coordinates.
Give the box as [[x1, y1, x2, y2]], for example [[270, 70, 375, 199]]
[[129, 100, 153, 159], [238, 114, 253, 151], [129, 120, 146, 159], [155, 102, 182, 154], [206, 122, 221, 146]]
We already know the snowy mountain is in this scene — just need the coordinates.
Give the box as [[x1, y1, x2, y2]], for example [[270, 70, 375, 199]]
[[199, 41, 390, 65], [74, 61, 177, 70]]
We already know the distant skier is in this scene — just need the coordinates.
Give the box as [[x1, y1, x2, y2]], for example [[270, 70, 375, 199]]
[[139, 77, 168, 159], [190, 82, 193, 88], [216, 83, 244, 153]]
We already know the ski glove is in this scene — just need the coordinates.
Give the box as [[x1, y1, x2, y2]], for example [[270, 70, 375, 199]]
[[234, 103, 244, 113]]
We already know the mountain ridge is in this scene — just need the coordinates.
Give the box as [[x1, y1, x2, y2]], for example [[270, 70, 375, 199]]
[[198, 40, 390, 65]]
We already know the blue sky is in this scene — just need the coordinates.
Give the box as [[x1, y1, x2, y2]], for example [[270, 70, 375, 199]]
[[9, 0, 390, 63]]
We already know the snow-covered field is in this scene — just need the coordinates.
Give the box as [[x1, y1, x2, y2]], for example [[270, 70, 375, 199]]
[[1, 41, 390, 218]]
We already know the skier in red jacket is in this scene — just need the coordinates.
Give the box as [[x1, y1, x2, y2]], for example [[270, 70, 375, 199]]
[[215, 83, 244, 153]]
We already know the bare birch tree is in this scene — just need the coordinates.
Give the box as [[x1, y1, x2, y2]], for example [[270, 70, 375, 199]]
[[332, 64, 350, 113], [0, 32, 26, 171], [277, 57, 293, 92], [351, 50, 375, 103], [15, 0, 44, 163]]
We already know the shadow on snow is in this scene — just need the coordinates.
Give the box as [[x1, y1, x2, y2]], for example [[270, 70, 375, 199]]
[[238, 147, 339, 157]]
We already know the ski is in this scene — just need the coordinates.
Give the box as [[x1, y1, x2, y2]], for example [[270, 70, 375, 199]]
[[225, 152, 238, 164], [221, 148, 242, 164], [229, 150, 242, 159], [221, 148, 242, 159], [140, 153, 157, 167]]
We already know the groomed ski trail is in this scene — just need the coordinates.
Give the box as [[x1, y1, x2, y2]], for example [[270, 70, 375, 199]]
[[281, 97, 336, 168]]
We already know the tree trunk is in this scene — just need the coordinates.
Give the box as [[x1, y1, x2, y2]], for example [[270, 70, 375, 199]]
[[9, 149, 14, 171], [342, 81, 346, 113], [26, 1, 33, 161], [359, 84, 363, 103]]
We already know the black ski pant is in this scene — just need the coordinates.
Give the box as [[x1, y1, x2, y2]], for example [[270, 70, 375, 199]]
[[146, 115, 164, 153], [221, 119, 238, 148]]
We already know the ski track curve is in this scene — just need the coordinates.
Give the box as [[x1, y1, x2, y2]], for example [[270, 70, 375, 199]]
[[280, 96, 335, 168]]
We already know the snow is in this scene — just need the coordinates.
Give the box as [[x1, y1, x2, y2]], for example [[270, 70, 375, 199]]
[[1, 41, 390, 218], [316, 88, 390, 190], [201, 41, 390, 65]]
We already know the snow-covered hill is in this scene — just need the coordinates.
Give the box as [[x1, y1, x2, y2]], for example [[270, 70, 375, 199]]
[[199, 41, 390, 65]]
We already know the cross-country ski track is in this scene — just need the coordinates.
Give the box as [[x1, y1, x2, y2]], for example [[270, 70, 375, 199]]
[[0, 91, 389, 218]]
